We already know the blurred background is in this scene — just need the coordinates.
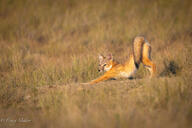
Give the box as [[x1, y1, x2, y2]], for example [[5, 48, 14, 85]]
[[0, 0, 192, 127]]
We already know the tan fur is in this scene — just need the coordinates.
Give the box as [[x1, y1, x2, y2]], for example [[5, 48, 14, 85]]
[[88, 36, 156, 85], [133, 36, 145, 67]]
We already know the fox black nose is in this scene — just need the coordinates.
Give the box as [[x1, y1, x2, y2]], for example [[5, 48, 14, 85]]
[[98, 69, 100, 72]]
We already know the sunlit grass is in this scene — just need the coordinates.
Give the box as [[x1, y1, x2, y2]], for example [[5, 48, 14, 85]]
[[0, 0, 192, 127]]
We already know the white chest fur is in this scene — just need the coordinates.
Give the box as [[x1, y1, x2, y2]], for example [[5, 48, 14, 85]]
[[104, 65, 112, 71]]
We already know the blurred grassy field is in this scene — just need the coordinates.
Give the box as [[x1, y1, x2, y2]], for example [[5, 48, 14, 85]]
[[0, 0, 192, 127]]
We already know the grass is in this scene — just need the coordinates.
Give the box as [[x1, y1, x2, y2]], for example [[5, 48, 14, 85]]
[[0, 0, 192, 127]]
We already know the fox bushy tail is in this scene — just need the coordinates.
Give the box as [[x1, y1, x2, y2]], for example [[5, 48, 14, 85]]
[[132, 36, 145, 69]]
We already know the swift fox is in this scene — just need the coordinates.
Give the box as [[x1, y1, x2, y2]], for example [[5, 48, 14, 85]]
[[88, 36, 156, 85]]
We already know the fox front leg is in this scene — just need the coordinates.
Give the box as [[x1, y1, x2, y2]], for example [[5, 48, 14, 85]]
[[89, 74, 112, 85]]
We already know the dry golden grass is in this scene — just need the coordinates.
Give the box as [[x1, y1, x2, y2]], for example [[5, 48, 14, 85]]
[[0, 0, 192, 128]]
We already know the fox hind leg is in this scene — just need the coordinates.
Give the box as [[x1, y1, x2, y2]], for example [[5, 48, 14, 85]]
[[143, 57, 156, 77], [142, 43, 156, 77]]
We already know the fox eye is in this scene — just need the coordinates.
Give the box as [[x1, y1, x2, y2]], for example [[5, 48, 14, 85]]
[[103, 64, 107, 66]]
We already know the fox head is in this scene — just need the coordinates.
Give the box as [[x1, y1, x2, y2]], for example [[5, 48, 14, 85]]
[[98, 53, 113, 72]]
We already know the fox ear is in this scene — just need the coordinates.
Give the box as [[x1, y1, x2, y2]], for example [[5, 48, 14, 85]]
[[98, 54, 104, 61], [107, 53, 113, 60]]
